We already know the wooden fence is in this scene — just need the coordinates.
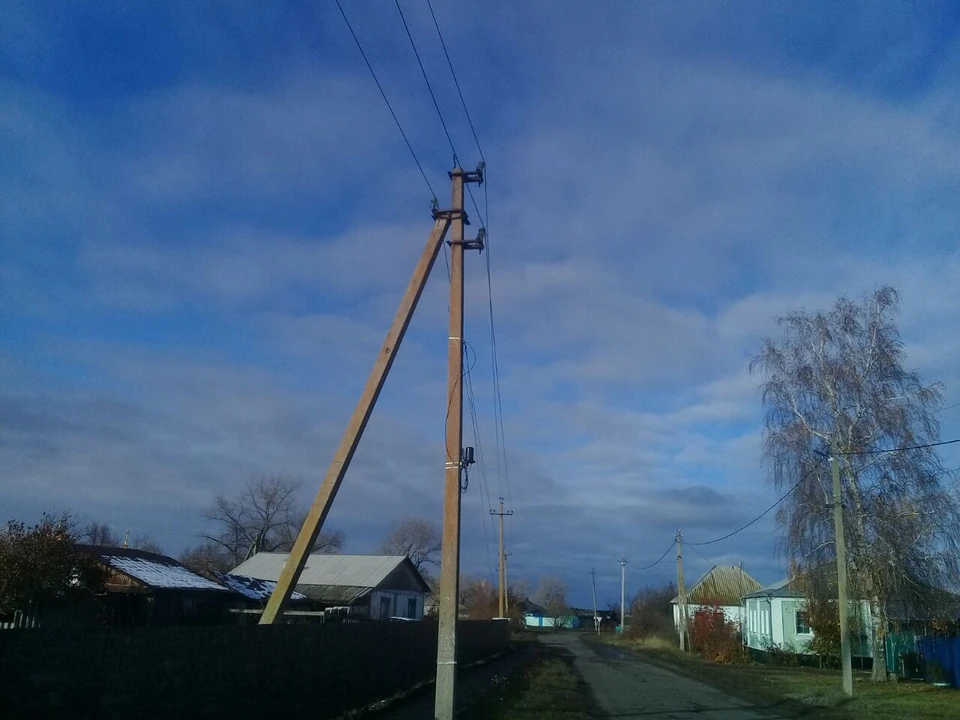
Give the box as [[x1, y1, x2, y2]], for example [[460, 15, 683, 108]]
[[0, 619, 510, 719]]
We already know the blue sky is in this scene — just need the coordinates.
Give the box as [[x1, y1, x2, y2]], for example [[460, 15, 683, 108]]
[[3, 1, 960, 608]]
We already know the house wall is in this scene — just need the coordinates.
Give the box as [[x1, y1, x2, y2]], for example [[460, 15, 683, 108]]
[[745, 596, 874, 657], [369, 590, 424, 620], [523, 615, 558, 628], [672, 603, 745, 633], [0, 619, 509, 718], [779, 598, 814, 653], [745, 596, 777, 649]]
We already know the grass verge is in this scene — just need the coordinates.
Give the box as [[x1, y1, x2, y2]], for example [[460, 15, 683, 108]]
[[462, 649, 590, 720], [596, 633, 957, 719]]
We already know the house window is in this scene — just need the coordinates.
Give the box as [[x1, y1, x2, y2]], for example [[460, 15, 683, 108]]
[[407, 597, 417, 619], [795, 610, 812, 635], [379, 596, 391, 618]]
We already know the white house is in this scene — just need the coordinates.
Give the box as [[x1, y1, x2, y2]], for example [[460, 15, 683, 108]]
[[743, 578, 874, 657], [671, 565, 762, 635], [230, 553, 431, 620]]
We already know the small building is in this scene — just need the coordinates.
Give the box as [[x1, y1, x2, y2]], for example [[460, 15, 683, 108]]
[[743, 577, 874, 657], [671, 564, 761, 635], [230, 553, 430, 620], [78, 545, 239, 626]]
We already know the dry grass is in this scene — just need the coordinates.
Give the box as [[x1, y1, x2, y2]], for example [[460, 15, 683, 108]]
[[462, 655, 590, 719], [602, 631, 683, 654], [765, 669, 959, 719]]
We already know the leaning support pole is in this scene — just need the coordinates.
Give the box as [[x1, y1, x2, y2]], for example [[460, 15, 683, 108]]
[[259, 214, 451, 625]]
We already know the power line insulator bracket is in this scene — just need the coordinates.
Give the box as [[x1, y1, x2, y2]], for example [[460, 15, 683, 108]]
[[451, 227, 485, 253], [432, 208, 470, 226], [450, 166, 484, 185]]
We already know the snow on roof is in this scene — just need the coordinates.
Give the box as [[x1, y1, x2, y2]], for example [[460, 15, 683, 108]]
[[78, 545, 231, 592], [212, 572, 306, 602], [103, 555, 230, 591], [230, 553, 417, 590]]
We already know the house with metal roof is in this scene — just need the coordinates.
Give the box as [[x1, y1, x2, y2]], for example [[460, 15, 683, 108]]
[[230, 553, 431, 620], [77, 545, 243, 626], [671, 565, 762, 636], [743, 577, 874, 657]]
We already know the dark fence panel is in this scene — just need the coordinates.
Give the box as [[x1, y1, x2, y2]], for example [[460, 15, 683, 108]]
[[917, 636, 960, 688], [0, 619, 510, 719]]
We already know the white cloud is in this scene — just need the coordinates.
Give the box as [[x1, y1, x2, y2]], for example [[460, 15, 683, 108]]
[[3, 3, 960, 602]]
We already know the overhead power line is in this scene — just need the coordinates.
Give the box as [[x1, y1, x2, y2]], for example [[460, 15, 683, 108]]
[[689, 544, 718, 567], [424, 0, 485, 163], [394, 0, 460, 165], [635, 540, 676, 570], [838, 437, 960, 455], [335, 0, 436, 201], [464, 341, 497, 583], [684, 437, 960, 550], [687, 461, 825, 547]]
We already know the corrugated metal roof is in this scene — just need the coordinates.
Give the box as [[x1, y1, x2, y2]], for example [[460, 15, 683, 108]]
[[743, 578, 807, 599], [211, 572, 307, 602], [230, 553, 411, 589], [296, 585, 372, 605], [672, 565, 762, 605]]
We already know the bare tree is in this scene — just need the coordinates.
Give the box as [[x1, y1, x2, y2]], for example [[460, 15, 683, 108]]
[[629, 582, 678, 639], [751, 287, 960, 680], [460, 575, 498, 619], [179, 542, 232, 574], [535, 575, 570, 622], [377, 517, 442, 571], [202, 477, 345, 568], [80, 522, 119, 546], [132, 533, 164, 555]]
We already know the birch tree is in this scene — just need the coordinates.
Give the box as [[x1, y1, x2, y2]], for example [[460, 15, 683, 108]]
[[751, 286, 960, 680]]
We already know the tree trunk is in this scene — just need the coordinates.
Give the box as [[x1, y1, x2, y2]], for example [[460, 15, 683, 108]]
[[870, 598, 887, 682]]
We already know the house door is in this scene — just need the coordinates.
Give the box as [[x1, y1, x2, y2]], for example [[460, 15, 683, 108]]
[[379, 596, 391, 619]]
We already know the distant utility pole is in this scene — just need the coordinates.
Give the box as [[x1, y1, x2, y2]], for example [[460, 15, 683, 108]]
[[830, 437, 854, 697], [618, 557, 628, 633], [676, 530, 688, 651], [490, 497, 514, 618], [503, 552, 512, 614], [591, 568, 599, 634]]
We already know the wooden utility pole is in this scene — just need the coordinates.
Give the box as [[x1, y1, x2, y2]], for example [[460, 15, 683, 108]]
[[618, 557, 628, 633], [435, 166, 484, 720], [676, 530, 688, 651], [591, 568, 599, 634], [259, 213, 452, 625], [490, 497, 513, 618], [830, 437, 854, 697]]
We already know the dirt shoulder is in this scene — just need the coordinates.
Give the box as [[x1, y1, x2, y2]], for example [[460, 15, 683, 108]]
[[589, 634, 957, 720]]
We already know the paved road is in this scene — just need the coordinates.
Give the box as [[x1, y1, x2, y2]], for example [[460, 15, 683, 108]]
[[540, 633, 783, 719]]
